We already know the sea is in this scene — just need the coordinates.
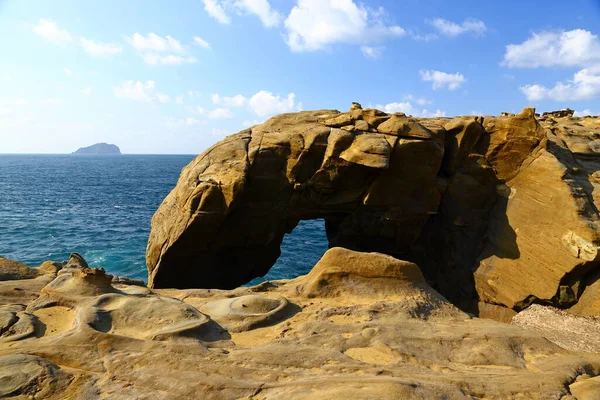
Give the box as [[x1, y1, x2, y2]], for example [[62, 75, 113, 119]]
[[0, 154, 328, 284]]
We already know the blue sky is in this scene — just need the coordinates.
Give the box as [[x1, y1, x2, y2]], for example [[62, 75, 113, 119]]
[[1, 0, 599, 154]]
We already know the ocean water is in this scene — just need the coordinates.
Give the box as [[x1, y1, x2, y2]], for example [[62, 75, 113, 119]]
[[0, 154, 328, 284]]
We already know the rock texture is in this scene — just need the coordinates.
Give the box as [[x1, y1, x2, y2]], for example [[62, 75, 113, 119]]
[[1, 251, 599, 399], [147, 106, 600, 318]]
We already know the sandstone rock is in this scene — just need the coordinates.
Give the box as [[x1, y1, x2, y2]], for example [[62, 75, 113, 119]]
[[477, 301, 517, 323], [358, 108, 390, 127], [512, 304, 600, 353], [39, 260, 63, 274], [0, 259, 57, 307], [2, 251, 600, 399], [82, 292, 223, 342], [543, 108, 575, 118], [482, 107, 546, 182], [295, 247, 434, 299], [570, 376, 600, 400], [0, 257, 46, 280], [0, 305, 39, 342], [0, 354, 84, 398], [568, 269, 600, 316], [200, 294, 290, 332], [146, 107, 600, 321], [146, 107, 448, 290], [475, 115, 600, 310]]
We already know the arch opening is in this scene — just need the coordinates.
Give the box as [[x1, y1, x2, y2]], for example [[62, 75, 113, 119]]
[[246, 218, 328, 286]]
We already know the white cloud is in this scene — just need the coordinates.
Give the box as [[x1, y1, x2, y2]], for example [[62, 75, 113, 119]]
[[428, 18, 487, 37], [503, 29, 600, 102], [188, 91, 201, 99], [126, 33, 196, 65], [165, 117, 207, 128], [82, 87, 92, 96], [403, 94, 432, 105], [419, 70, 466, 90], [360, 45, 384, 59], [520, 68, 600, 101], [156, 93, 170, 104], [208, 90, 302, 117], [125, 33, 185, 53], [80, 38, 122, 57], [33, 19, 72, 43], [411, 33, 439, 42], [502, 29, 600, 69], [284, 0, 405, 52], [375, 101, 446, 118], [202, 0, 283, 27], [211, 93, 248, 107], [208, 108, 233, 119], [39, 98, 64, 106], [0, 98, 28, 106], [64, 68, 72, 76], [234, 0, 282, 28], [574, 109, 598, 117], [249, 90, 301, 117], [186, 117, 203, 125], [471, 110, 483, 116], [175, 96, 184, 104], [196, 106, 234, 119], [193, 36, 212, 49], [202, 0, 231, 24], [113, 81, 170, 104], [142, 53, 197, 65], [0, 97, 28, 116]]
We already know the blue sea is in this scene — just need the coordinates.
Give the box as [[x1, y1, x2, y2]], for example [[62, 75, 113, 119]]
[[0, 155, 328, 284]]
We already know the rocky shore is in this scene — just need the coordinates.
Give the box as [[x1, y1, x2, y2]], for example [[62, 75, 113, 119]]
[[2, 106, 600, 398]]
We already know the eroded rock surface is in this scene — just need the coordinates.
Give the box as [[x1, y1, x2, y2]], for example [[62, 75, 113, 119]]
[[1, 251, 599, 399], [147, 106, 600, 318]]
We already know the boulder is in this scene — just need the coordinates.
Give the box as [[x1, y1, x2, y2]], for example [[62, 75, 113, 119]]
[[0, 257, 47, 281], [294, 247, 434, 299], [475, 114, 600, 310], [0, 258, 57, 306], [542, 108, 575, 118]]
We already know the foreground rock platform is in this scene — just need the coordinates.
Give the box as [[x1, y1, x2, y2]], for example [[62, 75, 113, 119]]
[[146, 106, 600, 319], [1, 251, 599, 399]]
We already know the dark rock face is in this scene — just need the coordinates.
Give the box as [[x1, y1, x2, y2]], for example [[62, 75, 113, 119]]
[[73, 143, 121, 155], [542, 108, 575, 118], [146, 106, 600, 316]]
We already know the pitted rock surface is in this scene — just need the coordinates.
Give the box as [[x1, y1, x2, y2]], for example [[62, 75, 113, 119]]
[[1, 251, 599, 399]]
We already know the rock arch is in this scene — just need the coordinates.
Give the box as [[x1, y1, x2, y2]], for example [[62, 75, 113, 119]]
[[147, 105, 600, 315], [147, 107, 451, 289]]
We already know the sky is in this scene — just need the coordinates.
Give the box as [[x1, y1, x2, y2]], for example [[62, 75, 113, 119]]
[[1, 0, 600, 154]]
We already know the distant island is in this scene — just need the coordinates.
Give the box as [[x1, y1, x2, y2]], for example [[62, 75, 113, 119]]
[[73, 143, 121, 155]]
